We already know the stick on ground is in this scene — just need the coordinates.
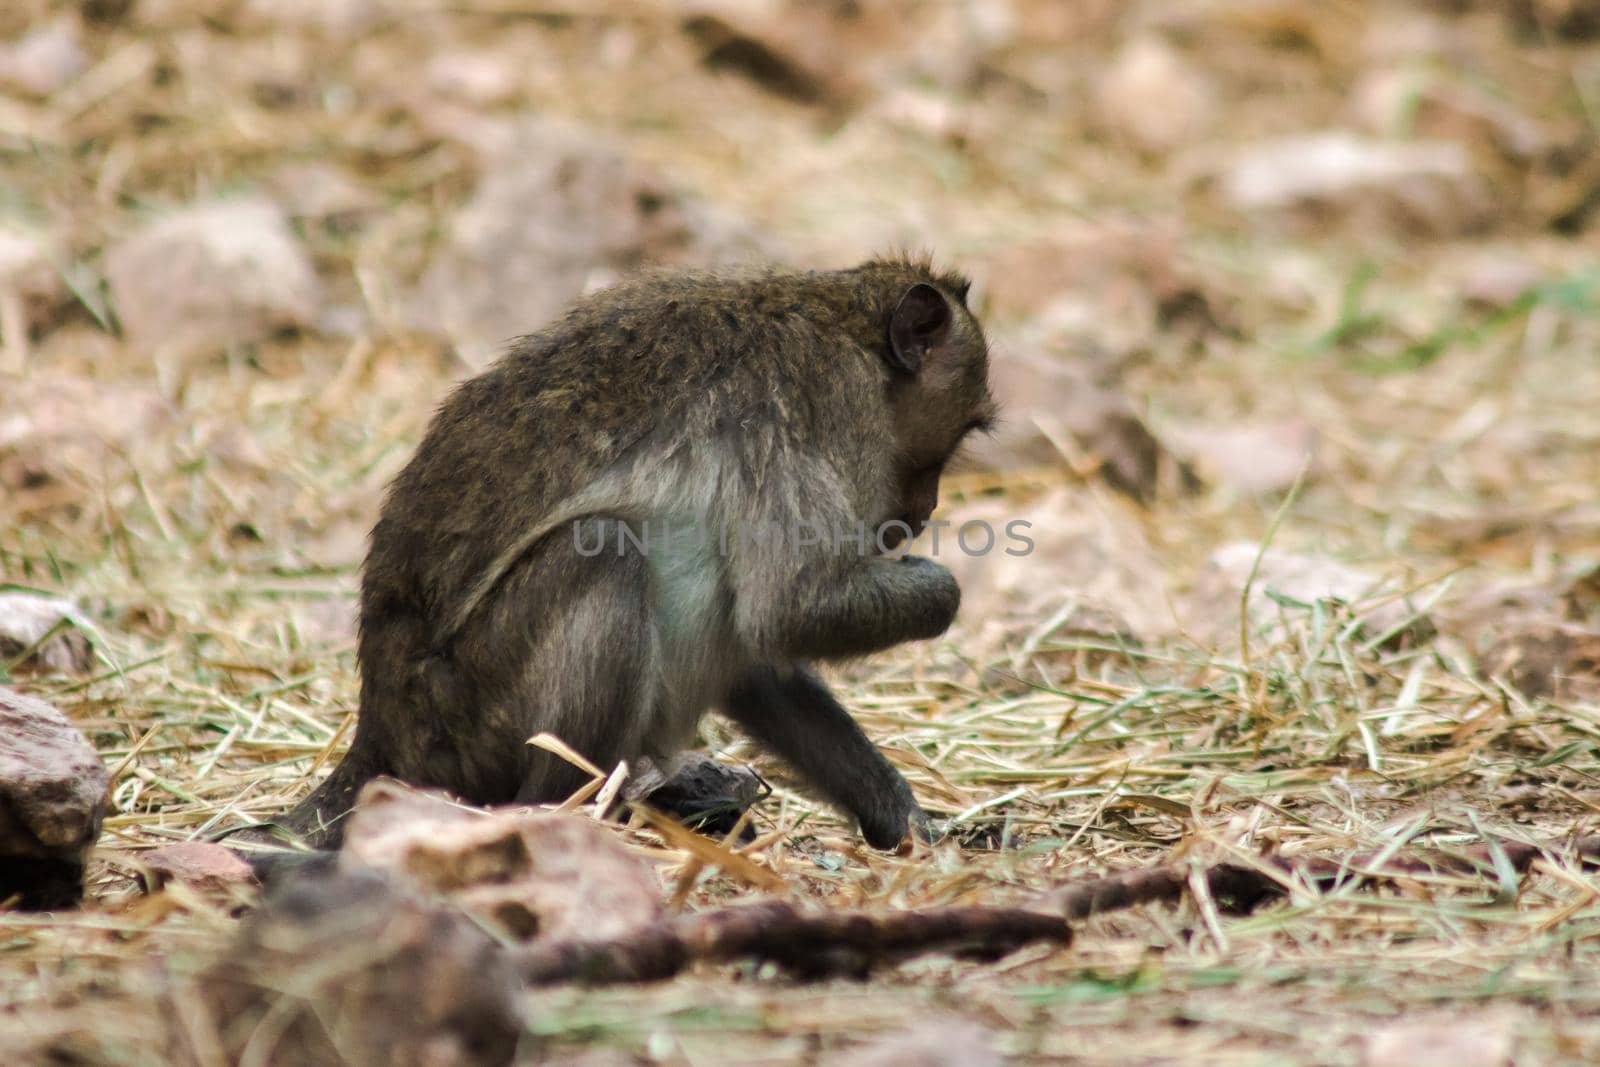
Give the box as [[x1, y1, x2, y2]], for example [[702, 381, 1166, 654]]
[[516, 898, 1072, 985]]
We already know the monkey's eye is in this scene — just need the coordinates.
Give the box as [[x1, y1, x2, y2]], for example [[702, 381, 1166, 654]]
[[943, 415, 998, 472]]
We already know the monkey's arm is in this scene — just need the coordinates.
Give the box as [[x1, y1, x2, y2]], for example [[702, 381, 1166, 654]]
[[723, 664, 926, 850], [721, 471, 959, 661], [784, 555, 961, 661]]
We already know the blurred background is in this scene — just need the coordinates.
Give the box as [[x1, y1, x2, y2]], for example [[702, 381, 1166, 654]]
[[6, 2, 1600, 1062], [4, 0, 1598, 692], [4, 0, 1600, 794]]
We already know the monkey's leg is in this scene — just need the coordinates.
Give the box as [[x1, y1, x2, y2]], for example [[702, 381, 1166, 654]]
[[253, 616, 432, 851], [451, 522, 663, 806], [723, 665, 924, 850]]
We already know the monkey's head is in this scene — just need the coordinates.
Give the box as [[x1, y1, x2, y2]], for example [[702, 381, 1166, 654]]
[[870, 264, 997, 550]]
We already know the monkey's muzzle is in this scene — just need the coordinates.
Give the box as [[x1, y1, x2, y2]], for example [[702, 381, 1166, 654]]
[[877, 512, 931, 552]]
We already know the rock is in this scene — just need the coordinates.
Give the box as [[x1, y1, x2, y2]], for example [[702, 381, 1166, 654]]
[[941, 487, 1174, 665], [0, 224, 66, 372], [188, 866, 520, 1067], [0, 19, 88, 98], [1222, 131, 1491, 236], [962, 348, 1191, 502], [1352, 68, 1549, 162], [0, 687, 109, 909], [1365, 1013, 1513, 1067], [830, 1021, 1001, 1067], [979, 221, 1226, 354], [626, 752, 766, 840], [425, 50, 521, 106], [414, 118, 774, 365], [1183, 544, 1425, 651], [104, 197, 321, 358], [266, 161, 380, 226], [1481, 622, 1600, 704], [0, 592, 93, 674], [1164, 419, 1316, 496], [141, 841, 256, 893], [340, 779, 663, 941], [1094, 36, 1216, 155], [0, 374, 174, 507]]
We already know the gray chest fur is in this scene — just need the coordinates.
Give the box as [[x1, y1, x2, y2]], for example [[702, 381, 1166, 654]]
[[643, 516, 744, 753]]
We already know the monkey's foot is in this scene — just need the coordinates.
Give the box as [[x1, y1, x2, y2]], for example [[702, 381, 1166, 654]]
[[628, 754, 768, 843]]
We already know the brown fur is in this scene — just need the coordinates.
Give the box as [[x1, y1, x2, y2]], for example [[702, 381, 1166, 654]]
[[281, 256, 996, 850]]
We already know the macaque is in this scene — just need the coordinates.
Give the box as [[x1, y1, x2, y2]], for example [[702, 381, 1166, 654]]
[[280, 256, 996, 851]]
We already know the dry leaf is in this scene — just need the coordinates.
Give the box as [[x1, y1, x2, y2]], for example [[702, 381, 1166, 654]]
[[191, 866, 520, 1066], [963, 348, 1191, 502]]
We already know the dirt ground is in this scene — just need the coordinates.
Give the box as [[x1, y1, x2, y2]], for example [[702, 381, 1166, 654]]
[[3, 1, 1600, 1064]]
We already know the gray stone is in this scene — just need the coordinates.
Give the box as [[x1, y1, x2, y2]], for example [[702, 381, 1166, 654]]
[[0, 592, 93, 674], [0, 687, 109, 908], [1223, 131, 1491, 236], [414, 118, 774, 365], [104, 196, 321, 357]]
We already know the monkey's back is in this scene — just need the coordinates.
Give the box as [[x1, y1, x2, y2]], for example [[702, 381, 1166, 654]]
[[363, 264, 919, 632], [289, 256, 983, 840]]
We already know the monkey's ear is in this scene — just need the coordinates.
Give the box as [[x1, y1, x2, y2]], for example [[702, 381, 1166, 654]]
[[887, 283, 951, 375]]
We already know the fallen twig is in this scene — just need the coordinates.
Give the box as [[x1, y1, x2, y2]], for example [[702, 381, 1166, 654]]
[[229, 832, 1600, 994], [1045, 834, 1600, 920], [518, 834, 1600, 986], [516, 898, 1071, 985]]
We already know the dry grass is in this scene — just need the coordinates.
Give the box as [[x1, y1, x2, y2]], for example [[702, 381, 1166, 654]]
[[4, 0, 1600, 1063]]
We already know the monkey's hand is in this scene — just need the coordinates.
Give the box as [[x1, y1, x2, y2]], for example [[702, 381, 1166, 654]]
[[855, 763, 937, 852], [891, 555, 961, 641], [861, 799, 927, 853], [866, 807, 948, 855]]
